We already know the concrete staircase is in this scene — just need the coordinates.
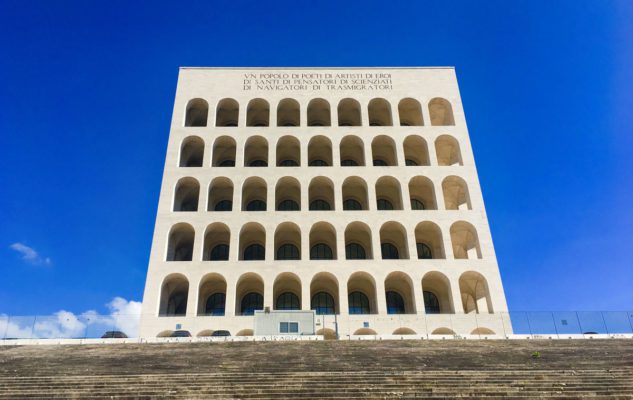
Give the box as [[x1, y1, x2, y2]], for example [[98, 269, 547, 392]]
[[0, 340, 631, 399]]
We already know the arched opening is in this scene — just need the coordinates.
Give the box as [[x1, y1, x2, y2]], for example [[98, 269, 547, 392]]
[[316, 328, 337, 340], [337, 98, 361, 126], [344, 222, 373, 260], [308, 135, 333, 166], [215, 98, 239, 127], [353, 328, 377, 335], [398, 98, 423, 126], [157, 330, 174, 337], [185, 98, 208, 127], [197, 330, 214, 337], [235, 273, 264, 315], [431, 327, 456, 335], [422, 272, 454, 314], [471, 327, 495, 335], [450, 221, 482, 259], [342, 177, 368, 211], [308, 177, 335, 211], [236, 329, 254, 336], [277, 98, 300, 126], [459, 271, 493, 314], [274, 222, 301, 260], [309, 222, 337, 260], [173, 177, 199, 212], [435, 135, 462, 166], [442, 176, 471, 210], [403, 135, 430, 166], [241, 177, 267, 212], [385, 271, 416, 314], [347, 272, 377, 314], [429, 98, 455, 126], [239, 222, 266, 261], [166, 223, 194, 261], [244, 136, 268, 167], [276, 136, 300, 167], [339, 135, 365, 166], [393, 327, 417, 335], [273, 272, 302, 310], [310, 272, 339, 314], [379, 222, 409, 259], [159, 274, 189, 316], [371, 135, 397, 166], [179, 136, 204, 167], [207, 177, 233, 212], [197, 273, 227, 316], [375, 176, 403, 210], [203, 223, 230, 261], [409, 176, 437, 210], [211, 136, 236, 167], [368, 98, 393, 126], [275, 177, 301, 211], [246, 98, 270, 127], [307, 98, 331, 126], [414, 222, 445, 259]]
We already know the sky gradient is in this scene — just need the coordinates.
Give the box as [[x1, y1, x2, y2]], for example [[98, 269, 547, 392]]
[[1, 0, 632, 316]]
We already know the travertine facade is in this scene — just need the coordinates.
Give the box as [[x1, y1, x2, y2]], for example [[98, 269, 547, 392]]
[[139, 67, 509, 338]]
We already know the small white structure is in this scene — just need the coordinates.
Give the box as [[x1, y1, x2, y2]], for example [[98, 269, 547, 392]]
[[254, 310, 315, 336], [139, 67, 511, 339]]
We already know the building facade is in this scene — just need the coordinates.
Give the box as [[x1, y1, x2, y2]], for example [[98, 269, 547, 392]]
[[139, 67, 509, 338]]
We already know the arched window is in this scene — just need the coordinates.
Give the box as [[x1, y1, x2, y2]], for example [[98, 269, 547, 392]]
[[345, 243, 366, 260], [209, 244, 229, 261], [219, 159, 235, 167], [240, 292, 263, 315], [368, 98, 393, 126], [428, 98, 455, 126], [386, 291, 405, 314], [167, 224, 194, 261], [214, 199, 232, 211], [309, 199, 331, 211], [348, 291, 370, 314], [398, 98, 423, 126], [277, 99, 300, 126], [243, 244, 265, 260], [341, 159, 358, 166], [246, 199, 266, 211], [307, 98, 331, 126], [373, 159, 388, 166], [277, 199, 299, 211], [215, 98, 239, 127], [417, 242, 433, 259], [173, 178, 199, 212], [371, 136, 398, 166], [309, 159, 328, 167], [377, 199, 394, 210], [205, 293, 226, 316], [308, 136, 332, 166], [212, 136, 236, 167], [343, 199, 362, 210], [310, 243, 333, 260], [185, 99, 208, 127], [339, 136, 365, 166], [424, 291, 440, 314], [405, 159, 418, 166], [338, 98, 361, 126], [276, 292, 300, 310], [246, 99, 270, 127], [277, 244, 300, 260], [160, 274, 189, 316], [410, 198, 425, 210], [279, 159, 298, 167], [167, 292, 187, 315], [381, 243, 399, 259], [179, 137, 204, 167], [276, 136, 300, 166], [244, 136, 268, 167], [249, 159, 267, 167], [311, 292, 335, 315]]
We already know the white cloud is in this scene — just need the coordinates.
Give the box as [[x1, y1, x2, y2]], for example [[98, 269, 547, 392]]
[[0, 297, 142, 339], [9, 243, 51, 266]]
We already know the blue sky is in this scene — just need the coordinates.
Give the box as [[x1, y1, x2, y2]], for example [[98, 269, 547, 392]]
[[0, 0, 631, 316]]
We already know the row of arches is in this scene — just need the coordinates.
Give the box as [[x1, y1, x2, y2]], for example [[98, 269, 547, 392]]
[[185, 97, 455, 127], [179, 134, 462, 168], [159, 270, 492, 317], [174, 175, 471, 213], [166, 220, 481, 262]]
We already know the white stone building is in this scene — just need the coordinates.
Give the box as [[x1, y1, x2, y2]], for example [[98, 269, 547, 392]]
[[139, 67, 510, 338]]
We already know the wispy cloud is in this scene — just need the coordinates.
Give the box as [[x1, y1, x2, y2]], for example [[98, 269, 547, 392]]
[[9, 242, 51, 266]]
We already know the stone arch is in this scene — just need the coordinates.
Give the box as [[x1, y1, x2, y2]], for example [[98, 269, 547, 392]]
[[310, 272, 339, 314], [275, 176, 301, 211], [385, 271, 416, 314], [338, 98, 361, 126], [403, 135, 430, 166], [157, 330, 174, 337], [246, 98, 269, 127], [379, 221, 409, 259], [398, 98, 423, 126], [241, 177, 267, 212], [244, 136, 268, 167], [273, 272, 302, 310], [277, 98, 300, 126], [316, 328, 337, 340], [459, 271, 493, 314], [471, 327, 495, 335], [307, 98, 331, 126], [435, 135, 462, 166], [368, 98, 393, 126], [173, 177, 199, 212], [309, 222, 337, 260], [215, 98, 239, 127], [308, 135, 333, 166], [197, 272, 227, 315], [353, 328, 377, 335], [442, 176, 471, 210], [207, 177, 233, 211], [274, 222, 302, 260], [450, 221, 482, 259], [185, 98, 208, 127], [344, 221, 373, 260], [211, 136, 236, 167], [339, 135, 365, 166], [203, 223, 231, 261], [393, 327, 417, 335], [159, 273, 189, 316], [239, 222, 266, 261], [197, 330, 215, 337], [414, 221, 445, 259], [342, 176, 369, 211], [235, 272, 264, 315], [166, 223, 194, 261], [236, 329, 254, 336], [371, 135, 398, 166], [375, 176, 403, 210], [276, 135, 300, 166], [408, 176, 437, 210], [347, 271, 378, 314], [309, 176, 335, 211], [422, 271, 454, 314], [428, 98, 455, 126], [431, 327, 456, 335], [179, 136, 204, 167]]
